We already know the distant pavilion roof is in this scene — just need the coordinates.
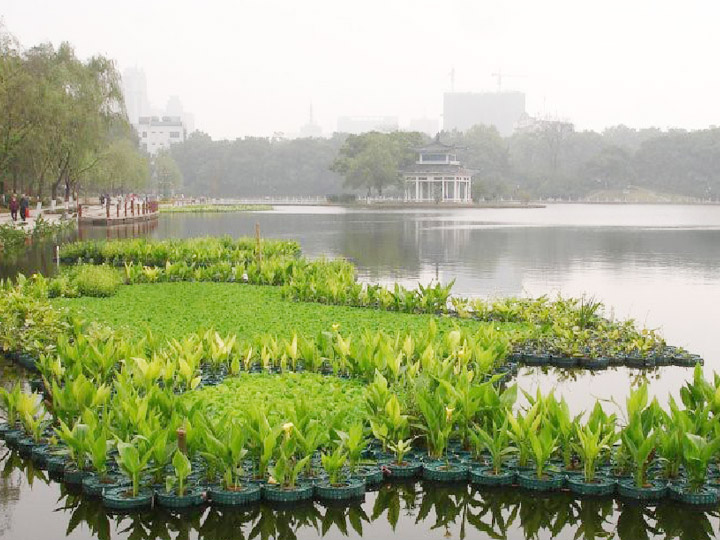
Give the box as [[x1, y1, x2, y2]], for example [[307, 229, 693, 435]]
[[412, 134, 460, 153], [402, 164, 472, 176]]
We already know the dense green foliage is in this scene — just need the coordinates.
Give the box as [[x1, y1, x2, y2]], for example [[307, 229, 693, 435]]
[[0, 235, 716, 508], [0, 29, 148, 200], [59, 237, 300, 266], [443, 124, 720, 200], [154, 150, 183, 198], [182, 373, 367, 426], [55, 237, 680, 365], [330, 131, 424, 195], [2, 275, 718, 502], [51, 282, 492, 341], [171, 132, 346, 197], [66, 265, 123, 297]]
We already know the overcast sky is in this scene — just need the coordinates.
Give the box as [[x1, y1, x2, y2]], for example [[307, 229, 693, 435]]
[[4, 0, 720, 139]]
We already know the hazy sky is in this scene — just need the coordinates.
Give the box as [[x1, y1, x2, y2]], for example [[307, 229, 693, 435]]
[[4, 0, 720, 139]]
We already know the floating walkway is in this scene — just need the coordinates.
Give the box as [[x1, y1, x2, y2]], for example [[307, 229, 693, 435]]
[[78, 202, 159, 226]]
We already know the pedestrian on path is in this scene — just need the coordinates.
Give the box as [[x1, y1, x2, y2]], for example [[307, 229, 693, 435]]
[[19, 194, 28, 221], [9, 194, 18, 222]]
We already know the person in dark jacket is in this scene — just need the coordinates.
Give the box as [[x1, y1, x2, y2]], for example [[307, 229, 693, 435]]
[[9, 194, 18, 222], [19, 194, 29, 221]]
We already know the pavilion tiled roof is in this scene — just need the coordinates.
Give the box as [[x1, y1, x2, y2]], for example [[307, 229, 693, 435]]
[[401, 164, 472, 175]]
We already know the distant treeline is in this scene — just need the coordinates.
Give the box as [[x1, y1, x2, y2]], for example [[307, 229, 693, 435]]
[[171, 133, 347, 198], [171, 124, 720, 201], [446, 123, 720, 201]]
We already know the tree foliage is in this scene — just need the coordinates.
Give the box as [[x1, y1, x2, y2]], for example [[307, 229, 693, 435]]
[[330, 131, 424, 195], [171, 132, 347, 197], [0, 27, 147, 200], [169, 124, 720, 201], [154, 150, 183, 198]]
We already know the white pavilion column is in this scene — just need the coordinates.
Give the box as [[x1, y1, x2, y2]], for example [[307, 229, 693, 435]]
[[415, 179, 420, 201], [454, 180, 459, 202]]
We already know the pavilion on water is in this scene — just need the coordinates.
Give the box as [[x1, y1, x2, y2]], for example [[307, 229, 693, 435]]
[[402, 137, 472, 203]]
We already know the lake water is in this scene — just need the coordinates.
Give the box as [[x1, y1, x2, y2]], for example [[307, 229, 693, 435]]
[[151, 204, 720, 413], [2, 203, 720, 539]]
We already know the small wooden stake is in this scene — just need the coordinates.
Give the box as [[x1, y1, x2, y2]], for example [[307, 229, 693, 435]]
[[255, 222, 262, 265], [177, 427, 187, 455]]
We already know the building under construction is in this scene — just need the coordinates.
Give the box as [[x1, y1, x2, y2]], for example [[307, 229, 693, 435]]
[[443, 91, 526, 137]]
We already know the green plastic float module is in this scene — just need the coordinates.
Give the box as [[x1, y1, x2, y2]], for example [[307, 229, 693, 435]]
[[30, 445, 50, 466], [45, 455, 68, 474], [578, 357, 611, 370], [82, 474, 129, 497], [551, 355, 578, 368], [263, 483, 314, 503], [383, 461, 423, 479], [668, 483, 720, 506], [16, 437, 36, 456], [102, 486, 155, 511], [566, 476, 616, 496], [517, 472, 566, 491], [156, 487, 206, 509], [352, 466, 384, 486], [315, 478, 366, 500], [209, 485, 262, 506], [523, 353, 550, 366], [422, 461, 469, 482], [3, 429, 23, 446], [616, 479, 667, 501], [63, 466, 92, 485], [469, 467, 516, 487], [0, 422, 17, 438]]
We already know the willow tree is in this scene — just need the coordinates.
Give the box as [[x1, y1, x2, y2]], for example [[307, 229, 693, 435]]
[[0, 27, 131, 200], [91, 138, 150, 195], [0, 30, 41, 189]]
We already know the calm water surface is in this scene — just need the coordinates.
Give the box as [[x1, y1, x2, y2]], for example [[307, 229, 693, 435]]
[[2, 203, 720, 539]]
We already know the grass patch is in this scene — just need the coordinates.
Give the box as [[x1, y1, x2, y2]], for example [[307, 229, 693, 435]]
[[52, 282, 516, 341], [181, 372, 367, 425]]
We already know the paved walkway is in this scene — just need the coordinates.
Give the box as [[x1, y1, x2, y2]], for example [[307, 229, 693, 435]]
[[0, 208, 72, 228]]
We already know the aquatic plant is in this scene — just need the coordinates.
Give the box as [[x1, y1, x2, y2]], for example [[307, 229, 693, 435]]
[[321, 445, 348, 485], [166, 450, 192, 496]]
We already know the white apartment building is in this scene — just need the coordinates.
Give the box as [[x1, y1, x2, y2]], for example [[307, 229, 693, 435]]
[[136, 116, 186, 155]]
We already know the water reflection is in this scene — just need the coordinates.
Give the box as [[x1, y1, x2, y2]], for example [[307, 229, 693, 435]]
[[0, 220, 158, 281], [1, 447, 718, 540]]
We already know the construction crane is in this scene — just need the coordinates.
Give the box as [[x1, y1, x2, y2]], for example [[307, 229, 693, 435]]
[[491, 69, 525, 92]]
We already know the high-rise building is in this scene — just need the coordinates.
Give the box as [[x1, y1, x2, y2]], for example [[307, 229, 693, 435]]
[[443, 92, 525, 136], [337, 116, 398, 134], [165, 96, 195, 134], [122, 67, 150, 125]]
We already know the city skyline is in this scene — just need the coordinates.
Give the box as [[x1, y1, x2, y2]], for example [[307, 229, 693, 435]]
[[4, 0, 720, 139]]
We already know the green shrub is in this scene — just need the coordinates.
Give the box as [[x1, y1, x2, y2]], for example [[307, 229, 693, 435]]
[[72, 265, 123, 297], [47, 274, 79, 298]]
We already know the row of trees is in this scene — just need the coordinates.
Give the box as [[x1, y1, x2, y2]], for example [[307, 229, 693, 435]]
[[0, 28, 151, 202], [443, 123, 720, 200], [170, 132, 343, 198], [171, 124, 720, 201]]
